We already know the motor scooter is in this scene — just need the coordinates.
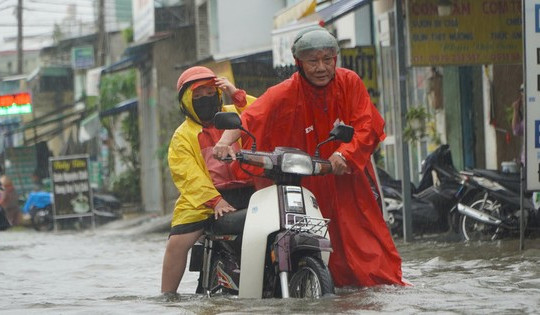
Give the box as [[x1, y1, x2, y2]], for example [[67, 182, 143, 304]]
[[0, 207, 10, 230], [23, 189, 122, 231], [455, 168, 540, 241], [380, 145, 463, 236], [189, 112, 354, 299]]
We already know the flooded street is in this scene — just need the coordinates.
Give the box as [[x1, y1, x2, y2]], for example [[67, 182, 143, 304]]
[[1, 220, 539, 314]]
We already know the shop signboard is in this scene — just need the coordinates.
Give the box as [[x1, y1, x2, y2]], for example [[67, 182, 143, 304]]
[[133, 0, 155, 42], [407, 0, 522, 66], [524, 1, 540, 191], [341, 46, 379, 106], [50, 155, 94, 219], [0, 92, 32, 116], [71, 46, 95, 70]]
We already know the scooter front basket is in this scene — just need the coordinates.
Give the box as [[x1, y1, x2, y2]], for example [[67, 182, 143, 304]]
[[285, 213, 330, 236]]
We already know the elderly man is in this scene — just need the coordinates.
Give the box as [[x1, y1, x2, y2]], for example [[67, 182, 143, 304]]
[[213, 26, 406, 287]]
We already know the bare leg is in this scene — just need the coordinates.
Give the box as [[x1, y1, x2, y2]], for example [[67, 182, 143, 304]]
[[161, 229, 203, 293]]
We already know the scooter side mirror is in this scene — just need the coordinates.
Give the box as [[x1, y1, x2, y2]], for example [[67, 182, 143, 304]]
[[214, 112, 242, 130], [213, 112, 258, 151], [329, 124, 354, 143], [314, 124, 354, 157]]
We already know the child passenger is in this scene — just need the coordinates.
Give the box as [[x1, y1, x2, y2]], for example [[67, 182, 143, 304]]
[[161, 66, 255, 295]]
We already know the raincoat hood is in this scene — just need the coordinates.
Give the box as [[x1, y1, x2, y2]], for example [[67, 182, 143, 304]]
[[180, 86, 223, 125]]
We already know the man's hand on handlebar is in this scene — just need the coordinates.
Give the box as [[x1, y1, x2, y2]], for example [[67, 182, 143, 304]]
[[329, 153, 351, 175], [213, 141, 237, 161], [214, 198, 236, 219]]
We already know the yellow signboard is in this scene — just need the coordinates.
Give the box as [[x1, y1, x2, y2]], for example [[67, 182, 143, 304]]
[[340, 46, 379, 106], [202, 60, 236, 85], [407, 0, 522, 66]]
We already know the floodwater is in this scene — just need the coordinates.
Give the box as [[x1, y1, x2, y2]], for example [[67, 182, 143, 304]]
[[1, 218, 539, 314]]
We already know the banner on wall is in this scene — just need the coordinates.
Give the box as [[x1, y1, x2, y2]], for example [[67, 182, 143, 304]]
[[407, 0, 522, 66]]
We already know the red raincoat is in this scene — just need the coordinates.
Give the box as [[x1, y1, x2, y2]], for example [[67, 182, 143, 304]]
[[240, 68, 406, 287]]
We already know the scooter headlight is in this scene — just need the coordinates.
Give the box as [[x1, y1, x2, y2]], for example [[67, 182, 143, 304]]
[[281, 153, 313, 175]]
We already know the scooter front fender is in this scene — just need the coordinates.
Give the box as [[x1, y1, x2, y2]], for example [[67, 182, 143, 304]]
[[238, 186, 280, 299]]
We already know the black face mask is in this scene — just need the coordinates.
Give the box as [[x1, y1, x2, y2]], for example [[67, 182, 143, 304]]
[[193, 93, 220, 122]]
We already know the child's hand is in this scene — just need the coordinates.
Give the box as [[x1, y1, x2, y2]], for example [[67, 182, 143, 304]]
[[214, 198, 236, 219], [214, 77, 238, 97]]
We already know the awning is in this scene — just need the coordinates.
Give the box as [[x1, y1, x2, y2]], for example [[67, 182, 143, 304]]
[[213, 46, 272, 63], [274, 0, 317, 29], [5, 107, 85, 136], [313, 0, 371, 25], [41, 66, 71, 77], [101, 32, 172, 74], [3, 107, 86, 145], [272, 0, 372, 67], [99, 98, 138, 118], [0, 117, 21, 127], [101, 56, 138, 74]]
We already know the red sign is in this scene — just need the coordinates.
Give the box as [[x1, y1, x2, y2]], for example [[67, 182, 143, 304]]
[[0, 92, 32, 107], [0, 95, 14, 107]]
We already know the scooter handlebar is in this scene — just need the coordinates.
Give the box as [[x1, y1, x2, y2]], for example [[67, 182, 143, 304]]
[[217, 149, 333, 176], [312, 158, 333, 175], [217, 152, 243, 162]]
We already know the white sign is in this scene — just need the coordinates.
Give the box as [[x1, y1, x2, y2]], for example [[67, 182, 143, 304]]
[[271, 22, 318, 67], [86, 67, 103, 97], [133, 0, 155, 42], [524, 1, 540, 190]]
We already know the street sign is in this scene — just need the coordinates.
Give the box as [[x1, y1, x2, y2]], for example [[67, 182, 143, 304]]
[[49, 155, 94, 222], [524, 1, 540, 190]]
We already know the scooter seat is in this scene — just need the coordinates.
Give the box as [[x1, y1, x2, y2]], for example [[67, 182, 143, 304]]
[[207, 209, 247, 236], [472, 169, 521, 192]]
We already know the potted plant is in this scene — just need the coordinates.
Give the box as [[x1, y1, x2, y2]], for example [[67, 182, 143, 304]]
[[403, 106, 430, 143]]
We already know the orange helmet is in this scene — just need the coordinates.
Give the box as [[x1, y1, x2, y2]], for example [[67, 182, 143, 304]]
[[176, 66, 216, 96]]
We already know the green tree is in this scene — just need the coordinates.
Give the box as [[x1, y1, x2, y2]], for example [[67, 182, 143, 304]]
[[99, 69, 140, 202], [52, 23, 63, 44]]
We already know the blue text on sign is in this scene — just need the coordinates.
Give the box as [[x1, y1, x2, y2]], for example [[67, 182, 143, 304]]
[[536, 120, 540, 148], [536, 4, 540, 32]]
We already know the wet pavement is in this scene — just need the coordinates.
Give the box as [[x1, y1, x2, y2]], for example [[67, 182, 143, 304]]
[[1, 217, 539, 314]]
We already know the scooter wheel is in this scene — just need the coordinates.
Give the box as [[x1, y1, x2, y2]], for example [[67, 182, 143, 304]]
[[30, 206, 54, 232], [289, 256, 334, 298], [460, 194, 501, 241]]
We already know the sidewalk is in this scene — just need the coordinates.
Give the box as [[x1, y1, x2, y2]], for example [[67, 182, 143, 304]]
[[97, 209, 171, 235]]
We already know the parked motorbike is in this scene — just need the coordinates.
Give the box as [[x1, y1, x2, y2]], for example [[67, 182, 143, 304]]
[[189, 112, 354, 299], [0, 207, 11, 231], [379, 144, 463, 236], [23, 189, 122, 231], [455, 168, 540, 241]]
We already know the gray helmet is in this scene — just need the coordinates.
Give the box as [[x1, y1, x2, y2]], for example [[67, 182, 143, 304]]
[[291, 26, 339, 58]]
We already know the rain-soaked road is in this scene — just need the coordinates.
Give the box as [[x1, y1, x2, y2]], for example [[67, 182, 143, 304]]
[[1, 217, 539, 314]]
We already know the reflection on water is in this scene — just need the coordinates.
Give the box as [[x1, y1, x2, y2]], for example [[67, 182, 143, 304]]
[[1, 226, 539, 314]]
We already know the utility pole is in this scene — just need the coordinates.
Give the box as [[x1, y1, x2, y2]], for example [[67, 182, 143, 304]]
[[17, 0, 23, 74], [97, 0, 106, 66], [394, 0, 413, 242]]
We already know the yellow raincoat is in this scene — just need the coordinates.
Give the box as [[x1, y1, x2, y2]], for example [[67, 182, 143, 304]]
[[168, 88, 256, 226]]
